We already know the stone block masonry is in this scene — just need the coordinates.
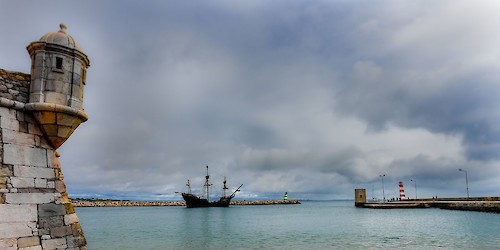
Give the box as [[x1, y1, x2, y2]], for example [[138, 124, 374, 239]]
[[0, 23, 90, 250], [0, 101, 87, 249]]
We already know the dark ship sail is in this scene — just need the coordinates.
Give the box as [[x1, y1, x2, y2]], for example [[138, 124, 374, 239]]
[[181, 166, 243, 208]]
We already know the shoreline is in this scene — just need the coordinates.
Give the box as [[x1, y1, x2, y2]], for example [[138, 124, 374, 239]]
[[72, 199, 301, 207]]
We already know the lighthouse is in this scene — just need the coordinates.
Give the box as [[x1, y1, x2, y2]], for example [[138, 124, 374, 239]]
[[399, 181, 406, 200], [25, 23, 90, 149]]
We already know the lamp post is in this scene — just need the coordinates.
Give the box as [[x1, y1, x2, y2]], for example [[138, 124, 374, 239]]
[[458, 169, 469, 199], [410, 179, 417, 199], [371, 183, 375, 201], [380, 174, 386, 202]]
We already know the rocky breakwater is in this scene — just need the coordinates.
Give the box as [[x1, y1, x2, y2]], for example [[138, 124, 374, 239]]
[[232, 200, 301, 205], [72, 199, 301, 207], [73, 200, 185, 207]]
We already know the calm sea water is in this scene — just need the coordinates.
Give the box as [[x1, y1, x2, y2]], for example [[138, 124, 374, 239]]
[[76, 200, 500, 249]]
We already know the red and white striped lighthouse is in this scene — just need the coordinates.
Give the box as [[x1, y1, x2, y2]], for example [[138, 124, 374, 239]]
[[399, 181, 406, 199]]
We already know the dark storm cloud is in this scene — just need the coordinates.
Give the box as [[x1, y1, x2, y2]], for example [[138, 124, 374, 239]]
[[337, 62, 500, 161], [1, 0, 499, 200]]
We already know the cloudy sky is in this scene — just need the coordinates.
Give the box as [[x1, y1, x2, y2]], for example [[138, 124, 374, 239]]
[[1, 0, 500, 200]]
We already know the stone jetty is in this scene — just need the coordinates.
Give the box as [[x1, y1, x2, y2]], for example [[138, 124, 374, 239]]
[[72, 199, 300, 207], [355, 189, 500, 213], [358, 199, 500, 213]]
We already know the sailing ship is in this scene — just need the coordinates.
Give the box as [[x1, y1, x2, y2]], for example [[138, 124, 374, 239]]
[[181, 166, 243, 208]]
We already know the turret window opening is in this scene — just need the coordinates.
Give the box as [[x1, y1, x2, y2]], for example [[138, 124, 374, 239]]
[[81, 68, 86, 85], [55, 57, 63, 70]]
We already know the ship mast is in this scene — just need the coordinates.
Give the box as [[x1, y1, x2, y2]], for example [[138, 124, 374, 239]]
[[186, 179, 191, 194], [204, 166, 212, 202], [222, 176, 228, 198]]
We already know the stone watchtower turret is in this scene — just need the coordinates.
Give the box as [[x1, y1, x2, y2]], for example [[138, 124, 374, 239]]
[[354, 189, 366, 207], [0, 24, 89, 249], [25, 23, 90, 149]]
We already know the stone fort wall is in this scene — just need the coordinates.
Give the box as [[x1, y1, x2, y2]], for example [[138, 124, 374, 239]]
[[0, 69, 86, 250], [0, 26, 89, 249]]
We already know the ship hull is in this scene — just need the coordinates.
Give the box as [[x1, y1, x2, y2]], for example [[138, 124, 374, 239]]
[[182, 193, 209, 208], [181, 193, 233, 208], [210, 197, 232, 207]]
